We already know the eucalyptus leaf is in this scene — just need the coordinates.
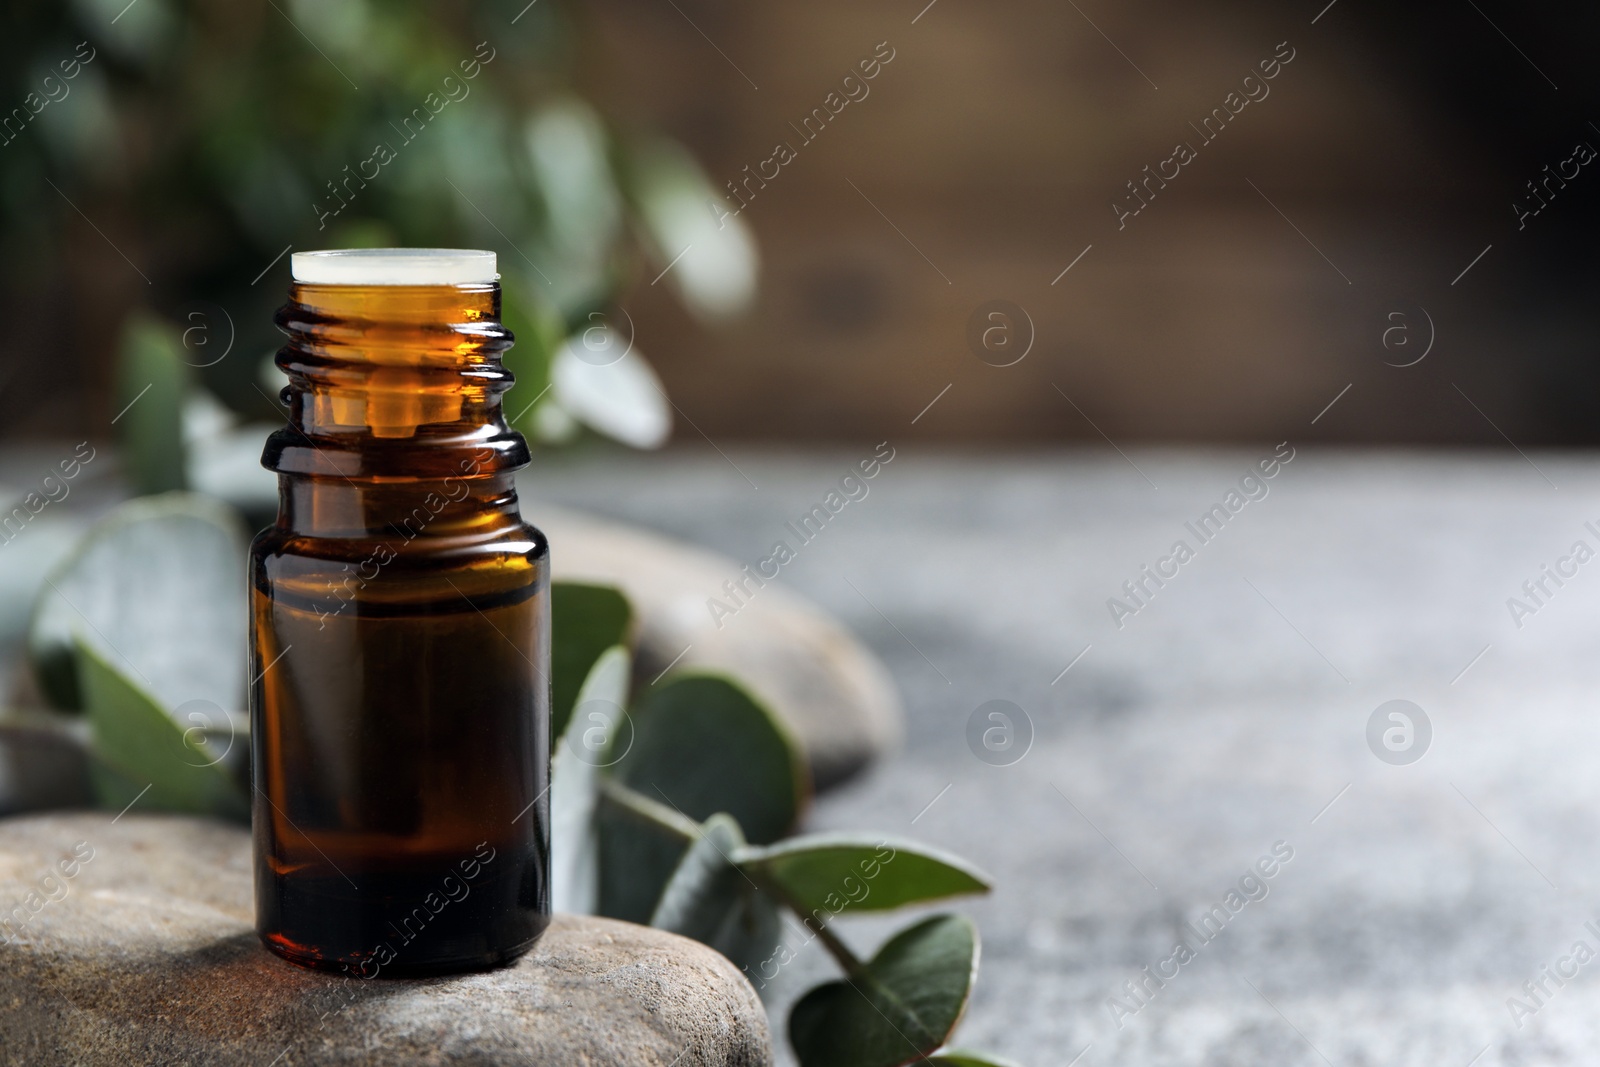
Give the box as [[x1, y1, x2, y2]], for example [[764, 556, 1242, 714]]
[[86, 755, 153, 816], [614, 671, 806, 845], [709, 882, 784, 984], [550, 581, 633, 741], [650, 812, 747, 940], [550, 643, 630, 915], [789, 915, 979, 1067], [524, 98, 623, 268], [499, 277, 565, 441], [926, 1050, 1026, 1067], [181, 387, 237, 445], [28, 492, 248, 713], [651, 812, 784, 979], [622, 136, 758, 320], [76, 636, 249, 821], [116, 315, 189, 496], [528, 393, 581, 446], [597, 777, 696, 923], [550, 337, 671, 450], [740, 834, 990, 917]]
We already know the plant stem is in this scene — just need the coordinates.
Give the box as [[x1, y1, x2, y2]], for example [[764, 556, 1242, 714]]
[[600, 779, 872, 980], [747, 872, 870, 981], [805, 913, 869, 980], [596, 777, 699, 843]]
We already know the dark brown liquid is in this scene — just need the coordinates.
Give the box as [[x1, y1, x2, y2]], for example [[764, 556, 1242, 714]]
[[251, 278, 548, 977], [250, 526, 550, 976]]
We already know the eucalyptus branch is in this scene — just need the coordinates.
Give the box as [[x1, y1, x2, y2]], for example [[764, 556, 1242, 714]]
[[596, 776, 699, 843], [740, 865, 869, 980], [798, 909, 868, 981]]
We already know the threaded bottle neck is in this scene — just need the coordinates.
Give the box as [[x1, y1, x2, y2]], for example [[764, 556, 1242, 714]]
[[264, 282, 530, 481]]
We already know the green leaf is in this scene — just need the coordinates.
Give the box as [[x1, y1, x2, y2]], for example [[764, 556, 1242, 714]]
[[597, 777, 697, 923], [651, 812, 747, 939], [740, 835, 990, 917], [28, 493, 248, 713], [620, 136, 758, 320], [76, 636, 249, 821], [86, 755, 154, 816], [116, 315, 189, 495], [523, 97, 624, 297], [651, 812, 783, 979], [614, 671, 806, 845], [710, 883, 783, 984], [550, 581, 633, 741], [499, 277, 565, 441], [550, 643, 630, 915], [926, 1050, 1025, 1067], [789, 915, 979, 1067], [549, 335, 672, 450]]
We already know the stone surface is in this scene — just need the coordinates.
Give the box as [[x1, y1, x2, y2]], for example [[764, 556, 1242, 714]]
[[527, 446, 1600, 1067], [527, 497, 903, 790], [0, 813, 771, 1066]]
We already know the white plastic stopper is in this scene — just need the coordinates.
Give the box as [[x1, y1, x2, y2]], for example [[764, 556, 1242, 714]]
[[290, 248, 499, 285]]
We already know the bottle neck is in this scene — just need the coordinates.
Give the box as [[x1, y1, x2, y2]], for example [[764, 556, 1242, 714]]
[[265, 281, 530, 538]]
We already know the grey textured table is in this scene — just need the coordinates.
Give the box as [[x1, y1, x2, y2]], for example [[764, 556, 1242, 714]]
[[530, 445, 1600, 1067]]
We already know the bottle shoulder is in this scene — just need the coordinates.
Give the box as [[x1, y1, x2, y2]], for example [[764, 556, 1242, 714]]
[[251, 518, 548, 614], [251, 518, 548, 566]]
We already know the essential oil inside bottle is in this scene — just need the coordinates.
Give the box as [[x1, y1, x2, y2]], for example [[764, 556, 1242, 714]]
[[250, 248, 550, 977]]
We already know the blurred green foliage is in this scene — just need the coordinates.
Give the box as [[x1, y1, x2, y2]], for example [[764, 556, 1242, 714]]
[[1, 0, 754, 444]]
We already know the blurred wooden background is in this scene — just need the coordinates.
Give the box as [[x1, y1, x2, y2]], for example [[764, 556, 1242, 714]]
[[583, 0, 1600, 443]]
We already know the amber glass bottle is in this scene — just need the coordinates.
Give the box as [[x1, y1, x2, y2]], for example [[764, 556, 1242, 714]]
[[250, 249, 549, 977]]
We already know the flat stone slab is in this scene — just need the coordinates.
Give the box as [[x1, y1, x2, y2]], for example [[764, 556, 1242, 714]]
[[0, 813, 771, 1066]]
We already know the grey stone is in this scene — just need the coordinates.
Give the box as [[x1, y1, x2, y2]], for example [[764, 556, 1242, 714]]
[[528, 500, 903, 790], [524, 448, 1600, 1066], [0, 812, 771, 1066]]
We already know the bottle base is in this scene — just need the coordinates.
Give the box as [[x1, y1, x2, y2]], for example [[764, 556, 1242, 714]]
[[259, 919, 548, 979], [254, 853, 549, 979]]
